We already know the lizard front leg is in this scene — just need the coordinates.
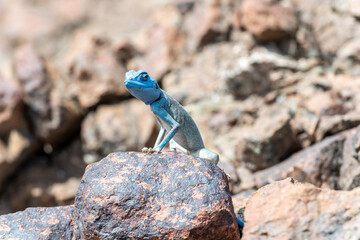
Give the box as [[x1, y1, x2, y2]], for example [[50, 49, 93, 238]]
[[142, 126, 166, 153], [146, 106, 180, 153]]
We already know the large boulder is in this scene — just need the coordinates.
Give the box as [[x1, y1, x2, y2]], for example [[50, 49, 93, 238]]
[[73, 151, 240, 239], [0, 206, 74, 240], [243, 178, 360, 239]]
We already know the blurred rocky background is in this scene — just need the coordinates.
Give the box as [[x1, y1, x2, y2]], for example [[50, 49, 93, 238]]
[[0, 0, 360, 219]]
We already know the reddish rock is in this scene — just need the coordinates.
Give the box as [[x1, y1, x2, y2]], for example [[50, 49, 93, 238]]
[[235, 0, 297, 42], [81, 100, 157, 163], [64, 31, 128, 109], [182, 0, 233, 51], [13, 45, 80, 145], [0, 206, 74, 240], [243, 178, 360, 239], [73, 152, 240, 239], [137, 5, 184, 79]]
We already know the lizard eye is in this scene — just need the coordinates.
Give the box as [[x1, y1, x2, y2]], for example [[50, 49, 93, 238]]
[[141, 74, 148, 81]]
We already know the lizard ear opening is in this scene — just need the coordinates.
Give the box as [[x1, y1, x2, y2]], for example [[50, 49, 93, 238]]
[[154, 82, 159, 89]]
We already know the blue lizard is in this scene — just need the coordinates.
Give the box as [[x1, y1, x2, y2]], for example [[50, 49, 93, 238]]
[[124, 70, 245, 229], [124, 70, 219, 164]]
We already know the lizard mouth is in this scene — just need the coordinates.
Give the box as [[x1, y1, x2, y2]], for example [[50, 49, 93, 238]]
[[124, 80, 152, 90]]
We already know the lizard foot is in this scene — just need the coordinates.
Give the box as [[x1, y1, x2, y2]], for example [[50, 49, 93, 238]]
[[142, 147, 161, 154]]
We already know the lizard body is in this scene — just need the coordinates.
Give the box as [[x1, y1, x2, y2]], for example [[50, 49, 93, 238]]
[[124, 70, 219, 164]]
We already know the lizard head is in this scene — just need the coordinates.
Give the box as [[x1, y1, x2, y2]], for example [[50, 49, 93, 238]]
[[124, 70, 161, 105]]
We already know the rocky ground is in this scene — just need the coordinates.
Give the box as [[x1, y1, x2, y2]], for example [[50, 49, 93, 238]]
[[0, 0, 360, 239]]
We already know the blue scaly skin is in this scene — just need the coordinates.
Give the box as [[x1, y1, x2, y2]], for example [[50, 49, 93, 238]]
[[124, 70, 245, 228], [124, 70, 219, 164]]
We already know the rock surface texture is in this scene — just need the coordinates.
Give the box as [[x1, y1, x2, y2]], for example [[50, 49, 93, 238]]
[[0, 152, 240, 239], [0, 206, 74, 240], [243, 178, 360, 239], [74, 151, 240, 240]]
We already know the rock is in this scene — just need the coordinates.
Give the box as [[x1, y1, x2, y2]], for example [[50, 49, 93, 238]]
[[332, 0, 360, 18], [2, 156, 81, 213], [115, 39, 140, 67], [0, 128, 38, 191], [254, 129, 348, 189], [222, 47, 297, 100], [0, 0, 89, 57], [0, 206, 74, 240], [232, 196, 247, 224], [315, 112, 360, 142], [73, 151, 240, 239], [294, 0, 360, 60], [182, 0, 233, 51], [13, 45, 80, 146], [64, 31, 128, 109], [243, 178, 360, 239], [237, 105, 300, 171], [52, 138, 87, 178], [136, 5, 184, 79], [339, 128, 360, 190], [81, 100, 157, 164], [218, 160, 240, 193], [255, 126, 360, 191], [163, 42, 234, 104], [0, 75, 23, 136], [235, 0, 297, 42]]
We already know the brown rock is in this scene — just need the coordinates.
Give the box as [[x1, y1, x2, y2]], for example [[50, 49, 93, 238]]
[[236, 0, 297, 42], [332, 0, 360, 18], [254, 129, 348, 189], [65, 31, 128, 109], [3, 156, 81, 213], [339, 129, 360, 190], [73, 151, 240, 239], [243, 178, 360, 239], [294, 0, 360, 60], [218, 160, 240, 193], [0, 128, 38, 191], [237, 105, 300, 171], [81, 100, 157, 164], [255, 126, 360, 191], [13, 45, 80, 145], [182, 0, 233, 51], [0, 75, 23, 136], [232, 196, 248, 224], [137, 5, 184, 79], [52, 138, 87, 178], [0, 0, 89, 56], [0, 206, 74, 240], [315, 112, 360, 142], [222, 47, 297, 100]]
